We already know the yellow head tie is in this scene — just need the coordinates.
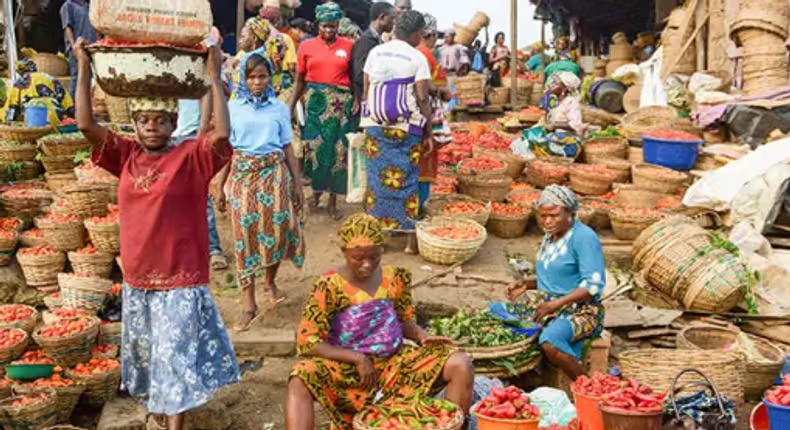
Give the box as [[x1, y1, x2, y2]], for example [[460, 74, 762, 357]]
[[338, 213, 384, 249], [128, 97, 179, 115]]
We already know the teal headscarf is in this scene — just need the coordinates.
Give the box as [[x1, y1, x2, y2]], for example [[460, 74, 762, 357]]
[[315, 2, 344, 23]]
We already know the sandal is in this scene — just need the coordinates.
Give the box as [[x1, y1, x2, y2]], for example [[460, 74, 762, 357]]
[[267, 287, 288, 305], [147, 415, 167, 430], [210, 254, 229, 270], [234, 308, 260, 332]]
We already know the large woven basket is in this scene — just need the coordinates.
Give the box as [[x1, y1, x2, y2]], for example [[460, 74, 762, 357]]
[[582, 137, 628, 163], [83, 220, 119, 254], [65, 366, 121, 408], [14, 383, 86, 424], [44, 173, 77, 196], [32, 317, 100, 367], [614, 184, 666, 209], [579, 198, 614, 230], [471, 148, 527, 180], [676, 326, 786, 400], [580, 105, 622, 128], [455, 74, 487, 106], [589, 157, 632, 183], [424, 194, 492, 226], [0, 391, 57, 430], [416, 217, 487, 265], [0, 329, 28, 364], [17, 251, 65, 287], [0, 231, 18, 267], [457, 158, 508, 178], [32, 53, 69, 76], [621, 106, 677, 140], [619, 349, 744, 405], [631, 164, 688, 194], [58, 274, 112, 314], [0, 161, 42, 182], [638, 229, 713, 297], [506, 189, 541, 209], [569, 166, 615, 195], [67, 251, 115, 279], [682, 252, 749, 313], [459, 336, 537, 360], [458, 175, 513, 202], [99, 322, 121, 346], [35, 218, 86, 252], [61, 184, 110, 220], [632, 216, 701, 268], [487, 208, 531, 239], [40, 155, 74, 174], [525, 158, 571, 188], [610, 209, 664, 241], [0, 305, 38, 334], [0, 124, 54, 143], [352, 399, 464, 430], [39, 136, 89, 158], [0, 144, 37, 163]]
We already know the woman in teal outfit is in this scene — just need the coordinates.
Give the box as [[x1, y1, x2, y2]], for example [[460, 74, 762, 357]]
[[508, 185, 605, 380]]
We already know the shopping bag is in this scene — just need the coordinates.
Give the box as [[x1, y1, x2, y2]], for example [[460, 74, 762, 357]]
[[90, 0, 213, 46], [346, 133, 367, 204]]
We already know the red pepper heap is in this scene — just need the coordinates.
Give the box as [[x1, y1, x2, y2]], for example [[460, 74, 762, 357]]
[[765, 374, 790, 406], [476, 385, 541, 420], [600, 378, 665, 413]]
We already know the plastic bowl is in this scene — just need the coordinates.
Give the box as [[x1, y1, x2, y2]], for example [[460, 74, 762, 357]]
[[642, 135, 703, 171], [472, 403, 540, 430], [765, 399, 790, 430], [5, 364, 54, 380]]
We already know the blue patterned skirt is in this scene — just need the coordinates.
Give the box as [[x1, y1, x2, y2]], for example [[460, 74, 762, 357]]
[[364, 127, 422, 232], [122, 285, 241, 415]]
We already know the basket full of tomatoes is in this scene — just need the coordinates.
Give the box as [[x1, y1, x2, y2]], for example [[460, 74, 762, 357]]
[[32, 316, 100, 367], [473, 386, 541, 430], [19, 229, 48, 249], [0, 392, 57, 430], [84, 210, 119, 255], [65, 357, 121, 408], [34, 213, 86, 252], [41, 308, 92, 326], [14, 374, 86, 424], [569, 164, 617, 196], [0, 305, 38, 334], [525, 158, 571, 189], [17, 246, 65, 287], [0, 229, 19, 267], [67, 245, 115, 279], [458, 174, 513, 203], [0, 328, 29, 364], [425, 194, 491, 227], [353, 395, 463, 430], [487, 203, 532, 239], [416, 217, 487, 265], [57, 273, 113, 314], [457, 157, 507, 179]]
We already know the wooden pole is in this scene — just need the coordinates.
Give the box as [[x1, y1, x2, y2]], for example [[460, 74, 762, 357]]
[[695, 0, 708, 71], [237, 0, 245, 42], [510, 0, 518, 107]]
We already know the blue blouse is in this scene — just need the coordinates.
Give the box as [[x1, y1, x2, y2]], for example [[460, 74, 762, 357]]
[[536, 219, 605, 301], [229, 98, 292, 157]]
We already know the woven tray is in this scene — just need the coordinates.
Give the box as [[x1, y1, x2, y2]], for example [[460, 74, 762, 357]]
[[32, 316, 100, 368], [13, 383, 86, 424], [474, 353, 543, 379], [65, 366, 121, 408], [58, 273, 112, 314], [416, 217, 487, 265], [17, 252, 66, 287], [0, 391, 57, 430]]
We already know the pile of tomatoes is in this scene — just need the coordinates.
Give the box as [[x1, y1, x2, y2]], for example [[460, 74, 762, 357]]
[[20, 229, 44, 239], [0, 305, 34, 324], [91, 344, 115, 356], [509, 182, 533, 191], [585, 200, 614, 211], [0, 328, 26, 348], [530, 160, 569, 181], [38, 318, 92, 338], [476, 386, 541, 421], [572, 372, 623, 397], [89, 212, 119, 224], [656, 196, 683, 211], [462, 157, 505, 171], [644, 129, 701, 141], [540, 419, 582, 430], [0, 218, 21, 231], [429, 227, 480, 240], [73, 244, 101, 255], [2, 190, 38, 199], [10, 393, 49, 408], [71, 357, 120, 376], [508, 190, 542, 207], [111, 283, 122, 295], [39, 213, 79, 224], [573, 164, 616, 178], [49, 308, 90, 320], [600, 379, 665, 414], [13, 350, 54, 365], [766, 375, 790, 407], [492, 203, 529, 216], [431, 185, 455, 195], [23, 374, 75, 388], [0, 230, 16, 240], [441, 201, 486, 216], [18, 246, 58, 257], [477, 132, 512, 151]]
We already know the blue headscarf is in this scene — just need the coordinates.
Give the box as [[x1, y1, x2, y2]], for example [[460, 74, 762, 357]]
[[235, 49, 277, 107]]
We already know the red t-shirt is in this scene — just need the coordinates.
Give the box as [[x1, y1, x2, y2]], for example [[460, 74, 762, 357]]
[[92, 131, 232, 290], [297, 37, 354, 87]]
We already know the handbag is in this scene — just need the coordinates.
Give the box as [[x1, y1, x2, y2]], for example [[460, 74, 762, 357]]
[[662, 368, 736, 430]]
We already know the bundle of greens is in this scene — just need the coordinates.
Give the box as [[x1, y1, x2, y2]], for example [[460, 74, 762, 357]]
[[427, 309, 529, 347]]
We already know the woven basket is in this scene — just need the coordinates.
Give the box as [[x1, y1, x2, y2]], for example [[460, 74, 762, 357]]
[[0, 144, 37, 163], [621, 107, 677, 140], [577, 206, 595, 227], [0, 162, 42, 182], [39, 137, 89, 158], [65, 366, 121, 408], [525, 158, 570, 188], [424, 194, 492, 226], [0, 124, 54, 143], [619, 349, 744, 405], [472, 148, 527, 180], [569, 166, 615, 195], [17, 251, 65, 287], [14, 384, 86, 424], [487, 209, 531, 239], [0, 391, 57, 430], [0, 329, 28, 364], [580, 105, 622, 128], [458, 175, 513, 202], [474, 353, 542, 379], [44, 173, 77, 196], [83, 220, 119, 254], [631, 164, 688, 194], [35, 218, 85, 252], [105, 97, 131, 125], [676, 326, 786, 400], [92, 344, 119, 359], [461, 337, 537, 360], [352, 399, 464, 430], [682, 252, 748, 313], [67, 251, 114, 279], [614, 184, 666, 209], [32, 317, 100, 368], [457, 158, 508, 178], [631, 271, 681, 310], [99, 322, 121, 346], [506, 189, 541, 209], [579, 198, 614, 230], [0, 305, 38, 334], [488, 87, 511, 106], [32, 53, 69, 76], [416, 217, 487, 265], [42, 294, 61, 311], [610, 209, 664, 241], [582, 137, 628, 163], [1, 190, 54, 225], [62, 184, 110, 220], [0, 231, 18, 267], [58, 274, 112, 314], [590, 157, 632, 183], [637, 228, 713, 297], [40, 156, 74, 174], [455, 74, 487, 106]]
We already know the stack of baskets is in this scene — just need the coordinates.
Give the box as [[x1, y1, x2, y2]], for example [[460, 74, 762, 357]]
[[424, 194, 492, 226], [416, 217, 487, 265], [731, 0, 789, 95], [454, 73, 487, 107], [607, 36, 635, 76], [461, 338, 542, 378], [58, 273, 113, 315], [0, 391, 58, 430], [662, 7, 697, 77], [0, 142, 41, 182]]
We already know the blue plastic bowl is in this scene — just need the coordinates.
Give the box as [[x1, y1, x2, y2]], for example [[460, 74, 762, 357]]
[[765, 400, 790, 430], [642, 135, 703, 171], [24, 106, 49, 128]]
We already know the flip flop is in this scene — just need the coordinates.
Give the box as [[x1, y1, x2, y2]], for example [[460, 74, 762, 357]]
[[234, 309, 260, 332]]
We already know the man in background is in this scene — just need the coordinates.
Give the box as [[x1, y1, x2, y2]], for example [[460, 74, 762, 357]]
[[351, 2, 395, 106], [60, 0, 96, 99], [439, 29, 470, 78]]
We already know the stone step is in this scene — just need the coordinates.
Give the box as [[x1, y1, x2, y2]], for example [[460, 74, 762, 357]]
[[230, 327, 296, 358]]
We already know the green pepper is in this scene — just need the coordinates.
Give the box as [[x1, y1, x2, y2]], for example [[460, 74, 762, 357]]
[[419, 417, 438, 424], [367, 418, 383, 427]]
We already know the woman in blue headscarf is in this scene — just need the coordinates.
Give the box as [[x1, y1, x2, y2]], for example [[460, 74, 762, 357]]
[[218, 52, 306, 332], [507, 185, 605, 381]]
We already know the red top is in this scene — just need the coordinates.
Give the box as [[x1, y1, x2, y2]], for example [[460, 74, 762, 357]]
[[297, 36, 353, 87], [417, 44, 447, 86], [92, 131, 232, 290]]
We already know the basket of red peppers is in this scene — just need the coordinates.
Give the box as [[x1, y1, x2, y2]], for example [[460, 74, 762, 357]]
[[353, 395, 463, 430], [599, 378, 665, 430], [472, 385, 541, 430]]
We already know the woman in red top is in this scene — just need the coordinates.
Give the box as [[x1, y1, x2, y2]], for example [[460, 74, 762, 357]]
[[73, 39, 240, 430], [289, 2, 357, 220]]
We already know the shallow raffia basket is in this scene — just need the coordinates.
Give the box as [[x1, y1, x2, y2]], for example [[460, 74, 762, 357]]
[[32, 316, 100, 368], [424, 194, 492, 226], [353, 399, 464, 430], [0, 305, 38, 334], [487, 208, 532, 239], [67, 251, 115, 279], [614, 184, 667, 209], [416, 217, 487, 265], [35, 217, 86, 252], [62, 184, 110, 220], [589, 156, 632, 183], [582, 137, 628, 163], [99, 322, 121, 346], [569, 166, 616, 195], [621, 106, 677, 140], [65, 366, 121, 408], [17, 251, 66, 287], [83, 219, 119, 254], [619, 349, 745, 406], [458, 175, 513, 202], [14, 383, 86, 424], [40, 155, 74, 174], [631, 164, 688, 194], [39, 136, 89, 158], [0, 391, 58, 430], [0, 124, 54, 143], [44, 173, 77, 196], [0, 329, 28, 364], [58, 274, 112, 315], [609, 208, 664, 241], [0, 144, 37, 163], [676, 326, 786, 400]]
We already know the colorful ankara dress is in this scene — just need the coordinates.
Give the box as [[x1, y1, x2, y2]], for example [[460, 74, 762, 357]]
[[92, 127, 240, 415], [291, 267, 453, 428], [0, 60, 74, 124], [516, 219, 605, 360], [228, 53, 305, 281], [297, 35, 356, 195], [361, 40, 432, 231]]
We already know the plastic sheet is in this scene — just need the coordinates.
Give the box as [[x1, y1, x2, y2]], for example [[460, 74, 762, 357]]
[[528, 387, 578, 427]]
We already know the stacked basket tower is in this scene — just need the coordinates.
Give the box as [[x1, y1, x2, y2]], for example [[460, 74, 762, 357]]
[[731, 0, 789, 95]]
